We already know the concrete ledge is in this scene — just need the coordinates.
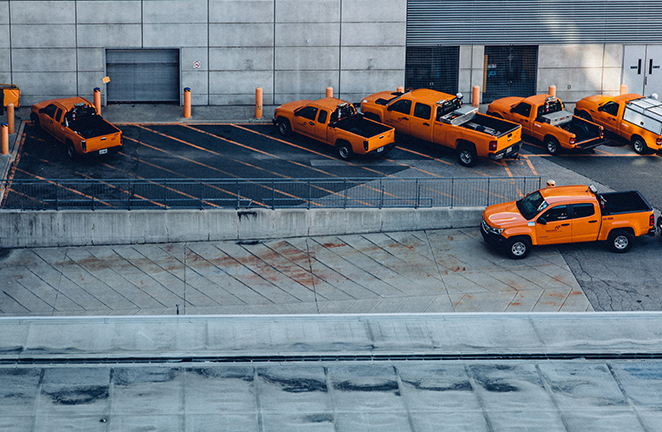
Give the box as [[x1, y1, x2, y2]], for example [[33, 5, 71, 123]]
[[0, 207, 483, 248]]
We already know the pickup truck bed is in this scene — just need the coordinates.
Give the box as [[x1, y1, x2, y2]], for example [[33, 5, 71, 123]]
[[560, 118, 605, 148], [599, 191, 652, 215], [69, 113, 119, 139], [333, 114, 392, 138], [459, 113, 520, 137]]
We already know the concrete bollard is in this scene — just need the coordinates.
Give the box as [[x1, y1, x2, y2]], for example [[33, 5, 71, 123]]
[[255, 87, 263, 119], [93, 88, 101, 114], [7, 103, 14, 134], [472, 86, 480, 107], [326, 87, 333, 98], [397, 86, 404, 93], [548, 85, 556, 97], [620, 84, 628, 95], [184, 87, 191, 119], [1, 123, 8, 155]]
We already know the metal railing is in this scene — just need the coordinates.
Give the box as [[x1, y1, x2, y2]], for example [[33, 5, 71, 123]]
[[0, 177, 542, 211]]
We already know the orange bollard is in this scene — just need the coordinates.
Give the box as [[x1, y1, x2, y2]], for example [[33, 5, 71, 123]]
[[255, 87, 263, 119], [7, 103, 15, 134], [183, 87, 191, 119], [548, 85, 556, 97], [397, 86, 404, 93], [1, 123, 8, 155], [326, 87, 333, 98], [620, 84, 628, 95], [93, 87, 101, 114], [472, 85, 480, 107]]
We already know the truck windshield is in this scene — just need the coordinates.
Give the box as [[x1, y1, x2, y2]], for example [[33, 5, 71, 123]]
[[516, 191, 548, 220]]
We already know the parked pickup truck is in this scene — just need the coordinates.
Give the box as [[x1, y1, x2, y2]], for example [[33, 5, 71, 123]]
[[481, 184, 656, 259], [574, 93, 662, 154], [273, 97, 395, 160], [487, 94, 606, 155], [30, 97, 122, 158], [360, 89, 522, 167]]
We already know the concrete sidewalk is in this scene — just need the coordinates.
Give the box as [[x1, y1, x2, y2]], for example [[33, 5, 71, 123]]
[[0, 227, 591, 317]]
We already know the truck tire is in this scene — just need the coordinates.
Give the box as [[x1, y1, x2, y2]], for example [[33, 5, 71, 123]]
[[632, 137, 647, 154], [30, 113, 40, 129], [545, 137, 561, 155], [337, 141, 353, 160], [66, 140, 78, 159], [457, 143, 477, 167], [276, 118, 291, 137], [607, 230, 632, 253], [506, 236, 531, 259]]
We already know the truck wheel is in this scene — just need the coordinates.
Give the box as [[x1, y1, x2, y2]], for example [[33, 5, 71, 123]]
[[337, 142, 353, 160], [457, 144, 477, 167], [632, 137, 647, 154], [277, 119, 291, 137], [506, 237, 531, 259], [66, 141, 78, 159], [545, 137, 561, 155], [30, 113, 40, 128], [608, 230, 632, 253]]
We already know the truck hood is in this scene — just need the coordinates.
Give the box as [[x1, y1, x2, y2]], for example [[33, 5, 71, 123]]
[[275, 99, 313, 114], [361, 91, 401, 106], [483, 201, 527, 228], [488, 97, 525, 113]]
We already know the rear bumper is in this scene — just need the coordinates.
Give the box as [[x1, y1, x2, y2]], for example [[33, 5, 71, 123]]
[[574, 138, 609, 150], [367, 141, 396, 156], [489, 141, 521, 160]]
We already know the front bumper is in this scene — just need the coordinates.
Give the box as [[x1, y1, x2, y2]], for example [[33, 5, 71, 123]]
[[480, 219, 507, 248], [489, 141, 521, 160]]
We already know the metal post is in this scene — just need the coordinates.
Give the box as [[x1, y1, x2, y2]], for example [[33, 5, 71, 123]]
[[343, 178, 347, 209], [7, 103, 15, 134], [472, 86, 480, 107], [272, 180, 275, 209], [451, 178, 454, 208], [0, 123, 7, 155], [184, 87, 191, 119], [255, 87, 263, 119], [308, 180, 312, 209], [548, 85, 556, 97], [487, 177, 491, 206], [326, 87, 333, 98], [93, 88, 101, 115], [380, 178, 384, 208], [236, 181, 240, 209], [416, 178, 420, 208]]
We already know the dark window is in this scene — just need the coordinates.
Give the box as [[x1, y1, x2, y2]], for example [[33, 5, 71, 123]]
[[602, 101, 620, 116], [44, 104, 58, 118], [388, 99, 412, 115], [317, 110, 328, 124], [405, 46, 459, 93], [540, 205, 569, 222], [54, 108, 63, 122], [297, 106, 318, 121], [511, 103, 532, 117], [484, 45, 538, 103], [413, 103, 432, 120], [572, 203, 595, 219]]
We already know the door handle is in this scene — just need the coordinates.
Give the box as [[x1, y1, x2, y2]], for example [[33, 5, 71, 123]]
[[423, 122, 430, 126], [638, 59, 642, 74], [650, 59, 654, 75], [588, 220, 598, 223], [308, 121, 314, 125], [561, 223, 570, 226]]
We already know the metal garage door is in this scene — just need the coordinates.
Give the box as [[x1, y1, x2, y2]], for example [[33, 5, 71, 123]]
[[483, 46, 538, 103], [405, 46, 459, 94], [105, 49, 180, 103]]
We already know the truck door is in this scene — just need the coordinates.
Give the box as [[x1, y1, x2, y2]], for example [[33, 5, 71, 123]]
[[595, 101, 621, 135], [314, 109, 330, 141], [292, 106, 319, 139], [535, 205, 571, 245], [509, 102, 534, 135], [384, 99, 412, 134], [52, 108, 66, 139], [570, 203, 601, 243], [40, 104, 59, 136], [409, 102, 433, 141]]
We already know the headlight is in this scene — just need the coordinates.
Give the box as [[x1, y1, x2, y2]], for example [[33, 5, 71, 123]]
[[482, 219, 503, 235]]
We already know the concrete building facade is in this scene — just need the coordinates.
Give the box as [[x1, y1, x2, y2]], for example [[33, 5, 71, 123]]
[[2, 0, 661, 107]]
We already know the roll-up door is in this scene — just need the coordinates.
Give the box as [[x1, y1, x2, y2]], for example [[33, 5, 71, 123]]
[[483, 46, 538, 103], [405, 46, 459, 94], [106, 49, 180, 103]]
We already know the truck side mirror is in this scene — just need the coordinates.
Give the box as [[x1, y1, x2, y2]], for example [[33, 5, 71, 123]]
[[537, 217, 547, 225]]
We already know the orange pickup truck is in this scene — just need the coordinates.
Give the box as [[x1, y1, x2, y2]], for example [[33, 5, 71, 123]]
[[487, 94, 606, 155], [574, 93, 662, 154], [481, 184, 655, 259], [273, 97, 395, 160], [31, 97, 122, 158], [360, 89, 522, 167]]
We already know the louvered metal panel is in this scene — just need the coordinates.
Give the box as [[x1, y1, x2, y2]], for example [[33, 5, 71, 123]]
[[407, 0, 662, 45], [106, 49, 180, 103]]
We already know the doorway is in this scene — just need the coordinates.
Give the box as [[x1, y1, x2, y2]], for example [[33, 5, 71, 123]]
[[622, 45, 662, 97]]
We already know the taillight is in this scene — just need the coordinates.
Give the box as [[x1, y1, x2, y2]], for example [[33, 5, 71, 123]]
[[569, 137, 576, 146], [489, 140, 497, 151], [364, 140, 369, 151], [651, 214, 655, 227], [657, 137, 662, 147], [81, 140, 86, 152], [600, 129, 604, 138]]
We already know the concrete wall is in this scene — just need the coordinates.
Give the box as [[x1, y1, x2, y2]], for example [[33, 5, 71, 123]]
[[2, 0, 406, 106], [0, 207, 483, 248]]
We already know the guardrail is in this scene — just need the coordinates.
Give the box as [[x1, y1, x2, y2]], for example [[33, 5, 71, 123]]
[[1, 176, 542, 210]]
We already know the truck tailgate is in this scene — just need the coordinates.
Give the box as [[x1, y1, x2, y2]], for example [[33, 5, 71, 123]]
[[84, 131, 122, 153]]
